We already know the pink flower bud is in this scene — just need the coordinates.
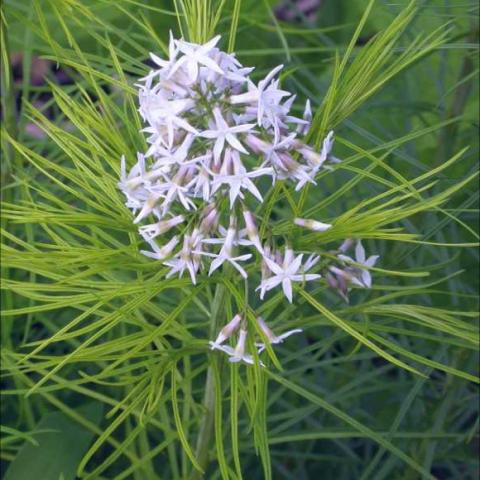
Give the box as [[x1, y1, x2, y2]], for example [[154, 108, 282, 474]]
[[243, 210, 263, 253], [199, 205, 219, 234]]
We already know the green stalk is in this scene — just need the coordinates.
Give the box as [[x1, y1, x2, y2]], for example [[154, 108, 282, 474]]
[[0, 13, 18, 184], [191, 282, 226, 479]]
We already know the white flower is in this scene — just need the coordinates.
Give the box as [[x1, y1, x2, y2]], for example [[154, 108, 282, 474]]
[[155, 169, 197, 215], [338, 240, 379, 288], [261, 133, 297, 169], [198, 219, 252, 278], [210, 329, 263, 366], [141, 98, 197, 148], [169, 35, 224, 82], [191, 167, 212, 201], [210, 314, 242, 348], [140, 236, 180, 261], [148, 31, 178, 70], [212, 165, 272, 208], [257, 247, 321, 302], [163, 230, 203, 284], [230, 64, 289, 126], [147, 132, 194, 162], [229, 329, 249, 363], [300, 130, 334, 167], [138, 215, 185, 240], [255, 317, 303, 353], [200, 108, 254, 163], [202, 224, 251, 248], [133, 192, 164, 224]]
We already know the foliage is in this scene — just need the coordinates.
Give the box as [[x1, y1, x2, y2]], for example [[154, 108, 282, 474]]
[[1, 0, 478, 479]]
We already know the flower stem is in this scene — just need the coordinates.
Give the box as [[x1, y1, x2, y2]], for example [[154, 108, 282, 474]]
[[192, 282, 226, 479]]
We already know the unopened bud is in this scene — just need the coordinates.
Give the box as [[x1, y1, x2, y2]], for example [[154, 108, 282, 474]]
[[243, 210, 263, 253], [200, 205, 219, 234], [141, 235, 179, 261], [139, 215, 185, 239], [294, 218, 332, 232], [339, 238, 354, 253], [245, 134, 269, 154]]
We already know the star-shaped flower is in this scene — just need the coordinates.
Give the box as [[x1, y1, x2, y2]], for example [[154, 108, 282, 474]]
[[210, 329, 264, 366], [163, 230, 203, 284], [200, 108, 254, 163], [210, 314, 242, 349], [156, 175, 197, 216], [140, 236, 179, 261], [255, 317, 302, 353], [196, 217, 252, 278], [147, 132, 194, 162], [230, 64, 290, 126], [147, 31, 178, 70], [169, 35, 224, 82], [337, 240, 379, 288], [142, 98, 197, 148], [262, 133, 297, 167], [211, 165, 272, 208], [257, 247, 321, 302]]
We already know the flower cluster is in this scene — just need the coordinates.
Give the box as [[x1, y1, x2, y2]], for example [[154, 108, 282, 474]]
[[119, 34, 380, 364]]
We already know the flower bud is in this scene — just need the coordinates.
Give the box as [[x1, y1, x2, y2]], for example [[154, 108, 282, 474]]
[[339, 238, 354, 253], [243, 210, 263, 253], [141, 236, 179, 261], [139, 215, 185, 240], [199, 204, 219, 234], [245, 134, 269, 154], [294, 218, 332, 232]]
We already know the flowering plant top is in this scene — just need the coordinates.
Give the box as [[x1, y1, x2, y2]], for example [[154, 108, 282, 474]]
[[119, 34, 379, 364]]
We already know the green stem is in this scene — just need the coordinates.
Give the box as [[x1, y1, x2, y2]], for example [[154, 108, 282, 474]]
[[191, 282, 226, 479], [0, 13, 18, 185]]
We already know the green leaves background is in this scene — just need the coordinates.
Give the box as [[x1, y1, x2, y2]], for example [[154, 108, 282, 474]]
[[1, 1, 478, 479]]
